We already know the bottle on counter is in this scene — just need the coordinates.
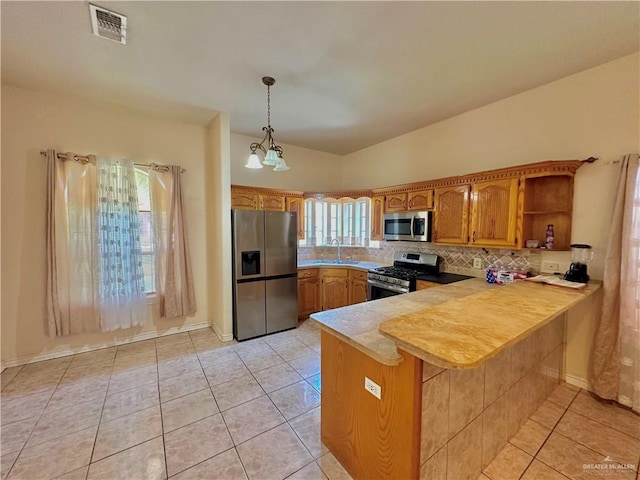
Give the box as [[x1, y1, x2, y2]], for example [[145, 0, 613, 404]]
[[545, 224, 555, 249]]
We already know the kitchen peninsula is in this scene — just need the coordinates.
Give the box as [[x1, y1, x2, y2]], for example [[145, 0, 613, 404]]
[[310, 278, 600, 480]]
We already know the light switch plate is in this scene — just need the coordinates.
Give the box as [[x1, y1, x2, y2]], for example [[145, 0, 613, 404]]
[[364, 377, 382, 399], [542, 261, 560, 273], [473, 258, 483, 269]]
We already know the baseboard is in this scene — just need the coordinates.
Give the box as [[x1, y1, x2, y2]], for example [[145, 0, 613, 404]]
[[564, 373, 590, 391], [211, 321, 234, 342], [2, 321, 212, 369]]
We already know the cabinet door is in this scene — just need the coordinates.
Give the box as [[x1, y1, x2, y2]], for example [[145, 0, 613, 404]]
[[298, 277, 320, 320], [349, 270, 368, 305], [231, 190, 259, 210], [407, 190, 433, 211], [286, 197, 305, 240], [260, 194, 286, 211], [321, 269, 350, 311], [370, 195, 385, 241], [433, 185, 470, 244], [385, 193, 407, 212], [470, 178, 519, 247]]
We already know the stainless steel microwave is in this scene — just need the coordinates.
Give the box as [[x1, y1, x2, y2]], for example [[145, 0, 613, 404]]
[[383, 211, 432, 242]]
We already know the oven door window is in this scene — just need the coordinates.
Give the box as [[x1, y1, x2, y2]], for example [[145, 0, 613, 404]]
[[385, 218, 412, 236], [368, 283, 404, 301]]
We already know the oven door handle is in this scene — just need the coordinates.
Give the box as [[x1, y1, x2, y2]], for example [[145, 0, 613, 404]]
[[410, 216, 415, 239], [367, 279, 409, 294]]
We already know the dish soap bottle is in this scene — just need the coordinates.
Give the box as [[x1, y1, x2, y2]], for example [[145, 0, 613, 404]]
[[545, 224, 554, 249]]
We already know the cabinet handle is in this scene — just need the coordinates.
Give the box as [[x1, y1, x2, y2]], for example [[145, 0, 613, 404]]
[[472, 231, 476, 242]]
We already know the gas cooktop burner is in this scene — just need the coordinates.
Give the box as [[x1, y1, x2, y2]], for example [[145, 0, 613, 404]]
[[371, 266, 422, 280]]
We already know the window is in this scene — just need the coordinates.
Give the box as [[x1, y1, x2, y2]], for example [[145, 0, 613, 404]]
[[135, 168, 155, 294], [303, 197, 374, 246]]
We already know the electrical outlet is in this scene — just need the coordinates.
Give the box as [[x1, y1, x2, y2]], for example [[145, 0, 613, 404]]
[[542, 261, 560, 273], [364, 377, 382, 399], [473, 258, 483, 269]]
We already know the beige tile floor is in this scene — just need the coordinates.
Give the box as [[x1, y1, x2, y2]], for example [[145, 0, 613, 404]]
[[480, 382, 640, 480], [1, 320, 638, 480], [1, 322, 345, 480]]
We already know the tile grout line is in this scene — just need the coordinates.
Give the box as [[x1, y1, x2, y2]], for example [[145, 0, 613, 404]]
[[157, 338, 170, 480], [6, 357, 76, 480]]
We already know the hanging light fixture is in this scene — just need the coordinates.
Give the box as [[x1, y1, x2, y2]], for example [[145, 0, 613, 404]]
[[245, 76, 289, 171]]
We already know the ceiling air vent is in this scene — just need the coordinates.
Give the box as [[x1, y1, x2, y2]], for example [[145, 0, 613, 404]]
[[90, 4, 127, 44]]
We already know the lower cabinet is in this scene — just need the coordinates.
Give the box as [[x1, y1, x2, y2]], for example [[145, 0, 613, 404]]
[[298, 267, 368, 319], [321, 269, 350, 311], [349, 270, 368, 305], [298, 269, 320, 320]]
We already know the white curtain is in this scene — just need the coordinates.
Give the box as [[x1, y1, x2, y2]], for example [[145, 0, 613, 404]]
[[46, 150, 100, 335], [96, 157, 147, 331], [149, 165, 196, 319], [46, 150, 149, 334], [590, 154, 640, 413]]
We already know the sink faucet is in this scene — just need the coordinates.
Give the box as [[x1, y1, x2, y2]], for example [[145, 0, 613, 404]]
[[330, 238, 341, 263]]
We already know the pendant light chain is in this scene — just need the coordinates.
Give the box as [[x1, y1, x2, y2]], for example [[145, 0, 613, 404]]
[[245, 76, 289, 171]]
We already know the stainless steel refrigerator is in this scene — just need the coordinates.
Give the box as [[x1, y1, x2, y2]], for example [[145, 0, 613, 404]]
[[232, 210, 298, 341]]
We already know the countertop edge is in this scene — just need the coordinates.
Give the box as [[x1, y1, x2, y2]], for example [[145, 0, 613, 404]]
[[308, 318, 403, 367]]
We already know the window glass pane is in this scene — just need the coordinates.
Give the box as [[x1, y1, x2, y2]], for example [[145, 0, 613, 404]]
[[135, 170, 155, 294]]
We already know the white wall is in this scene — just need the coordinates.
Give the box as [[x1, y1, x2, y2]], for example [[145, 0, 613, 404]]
[[206, 113, 233, 341], [230, 132, 343, 191], [1, 84, 220, 364]]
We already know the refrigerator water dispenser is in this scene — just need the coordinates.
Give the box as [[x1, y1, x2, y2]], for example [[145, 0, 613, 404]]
[[241, 251, 261, 276]]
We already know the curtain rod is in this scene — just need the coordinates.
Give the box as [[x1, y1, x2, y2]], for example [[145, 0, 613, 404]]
[[40, 151, 186, 173]]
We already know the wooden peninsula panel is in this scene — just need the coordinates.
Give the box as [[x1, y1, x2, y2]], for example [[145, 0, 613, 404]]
[[321, 331, 422, 480]]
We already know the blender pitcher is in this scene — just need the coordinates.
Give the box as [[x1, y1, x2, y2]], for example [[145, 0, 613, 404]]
[[563, 244, 593, 283]]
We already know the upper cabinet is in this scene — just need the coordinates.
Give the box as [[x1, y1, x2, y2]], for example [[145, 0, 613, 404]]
[[384, 193, 407, 212], [260, 194, 285, 211], [231, 190, 259, 210], [432, 185, 470, 244], [407, 190, 433, 211], [285, 197, 305, 240], [521, 175, 574, 250], [370, 195, 385, 241], [469, 178, 520, 247]]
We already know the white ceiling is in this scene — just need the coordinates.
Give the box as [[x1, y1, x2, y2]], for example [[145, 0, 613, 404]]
[[2, 1, 638, 155]]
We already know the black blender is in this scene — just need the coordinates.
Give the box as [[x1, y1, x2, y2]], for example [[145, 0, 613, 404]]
[[563, 244, 593, 283]]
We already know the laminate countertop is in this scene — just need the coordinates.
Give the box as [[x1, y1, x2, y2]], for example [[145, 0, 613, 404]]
[[310, 278, 601, 369]]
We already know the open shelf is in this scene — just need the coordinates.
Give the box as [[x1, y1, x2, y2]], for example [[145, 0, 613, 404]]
[[522, 176, 574, 251]]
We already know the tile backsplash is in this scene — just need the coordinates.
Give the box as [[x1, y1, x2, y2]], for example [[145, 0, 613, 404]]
[[298, 241, 543, 278]]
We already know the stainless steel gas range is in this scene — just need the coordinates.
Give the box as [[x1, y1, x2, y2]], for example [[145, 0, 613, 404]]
[[367, 251, 471, 300]]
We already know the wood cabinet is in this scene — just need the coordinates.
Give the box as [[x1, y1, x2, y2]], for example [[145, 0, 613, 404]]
[[370, 195, 385, 241], [469, 178, 520, 247], [286, 197, 305, 240], [416, 280, 440, 290], [433, 185, 470, 244], [321, 269, 350, 311], [231, 190, 259, 210], [298, 269, 320, 320], [522, 176, 574, 250], [384, 193, 407, 212], [349, 270, 368, 305], [259, 194, 285, 211], [407, 190, 433, 211], [299, 267, 369, 318]]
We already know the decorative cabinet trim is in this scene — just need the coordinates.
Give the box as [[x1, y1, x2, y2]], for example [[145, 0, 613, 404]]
[[371, 160, 583, 196], [232, 184, 303, 198], [303, 189, 372, 200]]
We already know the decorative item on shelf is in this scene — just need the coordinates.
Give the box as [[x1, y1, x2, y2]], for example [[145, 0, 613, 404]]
[[245, 76, 290, 172], [525, 239, 540, 249], [545, 224, 555, 249]]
